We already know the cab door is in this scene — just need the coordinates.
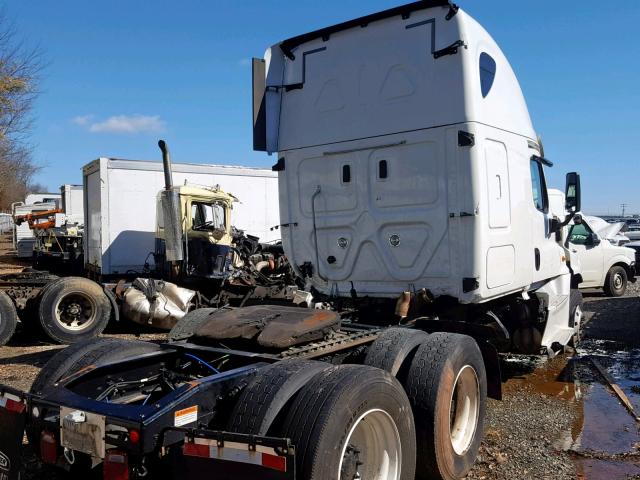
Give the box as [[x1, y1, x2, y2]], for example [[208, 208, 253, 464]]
[[567, 221, 603, 287], [529, 159, 565, 283]]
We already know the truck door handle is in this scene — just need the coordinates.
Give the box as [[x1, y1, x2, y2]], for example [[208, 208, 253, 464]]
[[534, 248, 541, 271]]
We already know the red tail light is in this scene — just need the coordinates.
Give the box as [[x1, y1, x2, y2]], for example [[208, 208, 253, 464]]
[[103, 450, 129, 480], [128, 429, 140, 445], [40, 431, 58, 465]]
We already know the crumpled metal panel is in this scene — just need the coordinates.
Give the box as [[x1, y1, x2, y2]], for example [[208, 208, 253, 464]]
[[122, 278, 195, 330], [194, 304, 340, 349]]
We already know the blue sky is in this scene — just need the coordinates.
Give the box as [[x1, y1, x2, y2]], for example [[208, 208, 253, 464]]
[[4, 0, 639, 214]]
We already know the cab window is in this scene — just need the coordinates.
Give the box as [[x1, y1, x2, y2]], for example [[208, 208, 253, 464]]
[[568, 223, 593, 245], [530, 160, 548, 213], [191, 202, 225, 231]]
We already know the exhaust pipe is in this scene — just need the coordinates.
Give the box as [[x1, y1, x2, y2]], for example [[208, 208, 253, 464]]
[[157, 140, 184, 263], [158, 140, 173, 190]]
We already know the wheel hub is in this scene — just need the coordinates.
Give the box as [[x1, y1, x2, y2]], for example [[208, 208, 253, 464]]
[[340, 445, 362, 479], [338, 409, 402, 480], [449, 365, 480, 455], [613, 273, 623, 289], [66, 303, 82, 318], [55, 292, 97, 331]]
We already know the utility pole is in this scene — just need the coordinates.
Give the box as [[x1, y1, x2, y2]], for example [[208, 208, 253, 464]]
[[621, 203, 628, 217]]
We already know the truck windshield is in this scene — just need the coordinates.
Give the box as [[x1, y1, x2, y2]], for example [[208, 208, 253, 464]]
[[191, 202, 225, 231]]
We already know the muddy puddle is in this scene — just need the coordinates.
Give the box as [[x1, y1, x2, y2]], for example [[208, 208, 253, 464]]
[[503, 343, 640, 479]]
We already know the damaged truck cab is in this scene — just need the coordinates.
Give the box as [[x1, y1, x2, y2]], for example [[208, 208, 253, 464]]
[[253, 1, 582, 355], [155, 182, 236, 280]]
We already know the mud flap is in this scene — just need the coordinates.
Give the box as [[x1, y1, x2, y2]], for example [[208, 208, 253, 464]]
[[0, 392, 27, 480]]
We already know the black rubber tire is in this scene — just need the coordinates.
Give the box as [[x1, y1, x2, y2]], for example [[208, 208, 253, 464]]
[[603, 265, 627, 297], [228, 359, 329, 435], [0, 291, 18, 346], [30, 337, 161, 395], [169, 307, 219, 342], [404, 332, 487, 480], [281, 364, 417, 480], [364, 327, 429, 376], [37, 277, 111, 344]]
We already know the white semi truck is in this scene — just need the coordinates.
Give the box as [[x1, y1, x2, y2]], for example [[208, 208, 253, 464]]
[[253, 0, 582, 356], [0, 3, 584, 480]]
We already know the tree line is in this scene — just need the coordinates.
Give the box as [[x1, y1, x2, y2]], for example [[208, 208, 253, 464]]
[[0, 9, 44, 212]]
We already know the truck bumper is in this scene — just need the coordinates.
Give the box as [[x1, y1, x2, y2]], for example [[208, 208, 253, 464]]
[[0, 387, 295, 480]]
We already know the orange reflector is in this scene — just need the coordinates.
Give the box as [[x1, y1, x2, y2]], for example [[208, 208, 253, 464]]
[[0, 396, 25, 413], [262, 453, 287, 472], [183, 442, 210, 458]]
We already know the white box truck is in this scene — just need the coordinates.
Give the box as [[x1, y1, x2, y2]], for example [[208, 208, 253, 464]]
[[83, 158, 280, 277]]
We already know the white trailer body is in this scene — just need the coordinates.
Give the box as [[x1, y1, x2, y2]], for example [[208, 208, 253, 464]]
[[254, 2, 578, 351], [60, 184, 84, 225], [24, 193, 61, 206], [83, 158, 279, 276]]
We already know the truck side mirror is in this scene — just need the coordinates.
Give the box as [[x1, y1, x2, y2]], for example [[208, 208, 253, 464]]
[[565, 172, 581, 212]]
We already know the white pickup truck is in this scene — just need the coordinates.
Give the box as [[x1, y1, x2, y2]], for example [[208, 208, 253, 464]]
[[549, 190, 636, 296], [568, 215, 636, 296]]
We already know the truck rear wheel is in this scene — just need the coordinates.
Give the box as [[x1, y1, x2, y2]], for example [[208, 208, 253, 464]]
[[0, 291, 18, 346], [364, 327, 429, 376], [404, 332, 486, 480], [281, 364, 416, 480], [603, 265, 627, 297], [37, 277, 111, 344], [228, 359, 329, 435]]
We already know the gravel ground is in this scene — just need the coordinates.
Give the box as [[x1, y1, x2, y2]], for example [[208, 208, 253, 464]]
[[467, 280, 640, 480], [2, 231, 640, 479]]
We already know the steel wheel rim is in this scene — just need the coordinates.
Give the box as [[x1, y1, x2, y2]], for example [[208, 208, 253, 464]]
[[613, 273, 623, 289], [54, 291, 98, 332], [449, 365, 480, 455], [339, 408, 402, 480]]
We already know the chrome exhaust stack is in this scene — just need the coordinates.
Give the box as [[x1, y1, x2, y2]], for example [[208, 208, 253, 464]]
[[158, 140, 184, 263]]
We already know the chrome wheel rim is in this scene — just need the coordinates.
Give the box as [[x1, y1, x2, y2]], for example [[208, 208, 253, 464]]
[[449, 365, 480, 455], [339, 408, 402, 480], [54, 291, 98, 332]]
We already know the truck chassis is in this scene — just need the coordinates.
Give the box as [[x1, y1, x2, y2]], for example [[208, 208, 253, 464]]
[[0, 304, 500, 480]]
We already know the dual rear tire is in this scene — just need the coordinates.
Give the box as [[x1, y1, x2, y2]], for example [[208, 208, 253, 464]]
[[229, 329, 486, 480], [230, 360, 416, 480]]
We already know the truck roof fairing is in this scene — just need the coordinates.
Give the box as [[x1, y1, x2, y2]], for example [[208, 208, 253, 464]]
[[279, 1, 457, 59]]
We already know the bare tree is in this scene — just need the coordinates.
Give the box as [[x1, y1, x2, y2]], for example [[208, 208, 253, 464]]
[[0, 8, 43, 211]]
